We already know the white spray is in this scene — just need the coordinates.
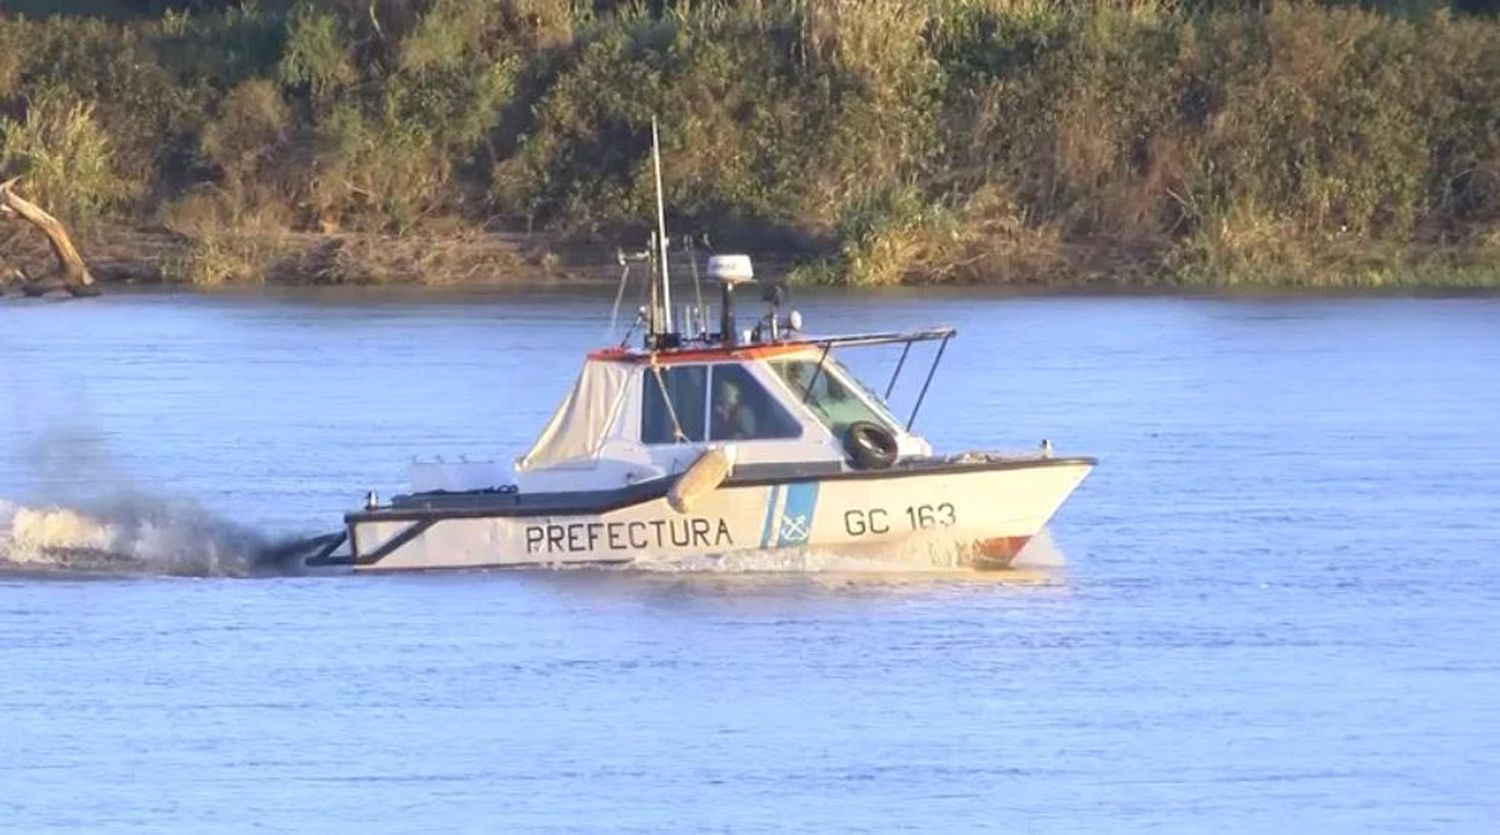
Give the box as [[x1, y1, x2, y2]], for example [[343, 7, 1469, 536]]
[[0, 429, 296, 577]]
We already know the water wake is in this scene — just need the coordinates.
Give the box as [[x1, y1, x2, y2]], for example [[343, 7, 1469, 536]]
[[0, 493, 297, 578]]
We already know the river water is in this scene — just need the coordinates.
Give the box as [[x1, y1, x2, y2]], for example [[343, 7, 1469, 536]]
[[1, 290, 1497, 831]]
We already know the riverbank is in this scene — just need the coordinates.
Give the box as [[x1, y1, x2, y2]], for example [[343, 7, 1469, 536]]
[[2, 221, 1495, 291], [1, 2, 1496, 288]]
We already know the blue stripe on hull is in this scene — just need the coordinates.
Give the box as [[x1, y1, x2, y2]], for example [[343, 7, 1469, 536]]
[[759, 484, 783, 548]]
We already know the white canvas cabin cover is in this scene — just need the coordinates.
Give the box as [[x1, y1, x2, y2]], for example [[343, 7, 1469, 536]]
[[516, 359, 633, 470]]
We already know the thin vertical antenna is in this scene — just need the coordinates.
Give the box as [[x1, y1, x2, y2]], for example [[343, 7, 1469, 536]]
[[647, 231, 659, 337], [686, 236, 705, 336], [652, 117, 673, 335]]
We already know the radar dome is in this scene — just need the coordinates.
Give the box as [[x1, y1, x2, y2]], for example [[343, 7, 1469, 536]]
[[706, 254, 754, 284]]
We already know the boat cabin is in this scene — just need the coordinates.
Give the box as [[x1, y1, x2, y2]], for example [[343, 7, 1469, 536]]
[[510, 335, 945, 493]]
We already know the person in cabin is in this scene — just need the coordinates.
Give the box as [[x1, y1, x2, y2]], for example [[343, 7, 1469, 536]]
[[712, 377, 758, 440]]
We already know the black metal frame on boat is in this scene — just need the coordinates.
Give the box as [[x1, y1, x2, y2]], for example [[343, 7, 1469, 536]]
[[796, 327, 956, 432], [799, 327, 957, 350]]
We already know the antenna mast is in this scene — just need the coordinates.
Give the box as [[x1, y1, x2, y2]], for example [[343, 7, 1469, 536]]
[[651, 118, 673, 338]]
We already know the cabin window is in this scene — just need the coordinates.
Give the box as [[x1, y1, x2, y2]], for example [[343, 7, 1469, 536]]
[[641, 365, 707, 444], [769, 358, 898, 438], [709, 364, 802, 442]]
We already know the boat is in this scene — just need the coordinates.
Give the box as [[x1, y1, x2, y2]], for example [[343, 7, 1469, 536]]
[[304, 123, 1093, 572]]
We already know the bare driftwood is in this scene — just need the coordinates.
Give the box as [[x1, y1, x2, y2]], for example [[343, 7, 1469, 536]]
[[0, 177, 99, 297]]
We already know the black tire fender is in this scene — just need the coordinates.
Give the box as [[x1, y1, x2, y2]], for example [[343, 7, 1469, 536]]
[[844, 421, 899, 470]]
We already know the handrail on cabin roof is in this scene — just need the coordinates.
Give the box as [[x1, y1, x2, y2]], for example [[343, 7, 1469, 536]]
[[802, 327, 957, 350]]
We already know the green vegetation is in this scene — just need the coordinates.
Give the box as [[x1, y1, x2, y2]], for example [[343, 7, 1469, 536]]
[[0, 0, 1496, 287]]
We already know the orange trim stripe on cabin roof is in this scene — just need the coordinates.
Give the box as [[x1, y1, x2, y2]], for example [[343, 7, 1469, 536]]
[[587, 342, 819, 365]]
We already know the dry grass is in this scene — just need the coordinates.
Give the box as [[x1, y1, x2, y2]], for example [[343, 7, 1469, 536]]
[[270, 229, 532, 285]]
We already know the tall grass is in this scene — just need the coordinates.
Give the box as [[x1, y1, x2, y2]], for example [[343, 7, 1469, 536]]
[[0, 91, 133, 222], [0, 0, 1495, 285]]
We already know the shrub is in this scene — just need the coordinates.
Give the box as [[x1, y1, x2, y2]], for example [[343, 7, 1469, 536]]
[[164, 230, 268, 285], [0, 91, 133, 221], [277, 3, 356, 97], [201, 78, 292, 189]]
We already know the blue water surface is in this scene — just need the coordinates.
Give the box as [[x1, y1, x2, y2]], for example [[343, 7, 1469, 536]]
[[1, 290, 1497, 832]]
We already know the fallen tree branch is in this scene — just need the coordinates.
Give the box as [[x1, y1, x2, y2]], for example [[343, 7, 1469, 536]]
[[0, 176, 99, 297]]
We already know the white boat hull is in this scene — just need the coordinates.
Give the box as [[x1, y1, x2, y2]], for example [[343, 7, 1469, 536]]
[[346, 458, 1092, 572]]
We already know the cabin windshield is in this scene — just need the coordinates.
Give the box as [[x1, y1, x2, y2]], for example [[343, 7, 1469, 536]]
[[768, 357, 900, 437]]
